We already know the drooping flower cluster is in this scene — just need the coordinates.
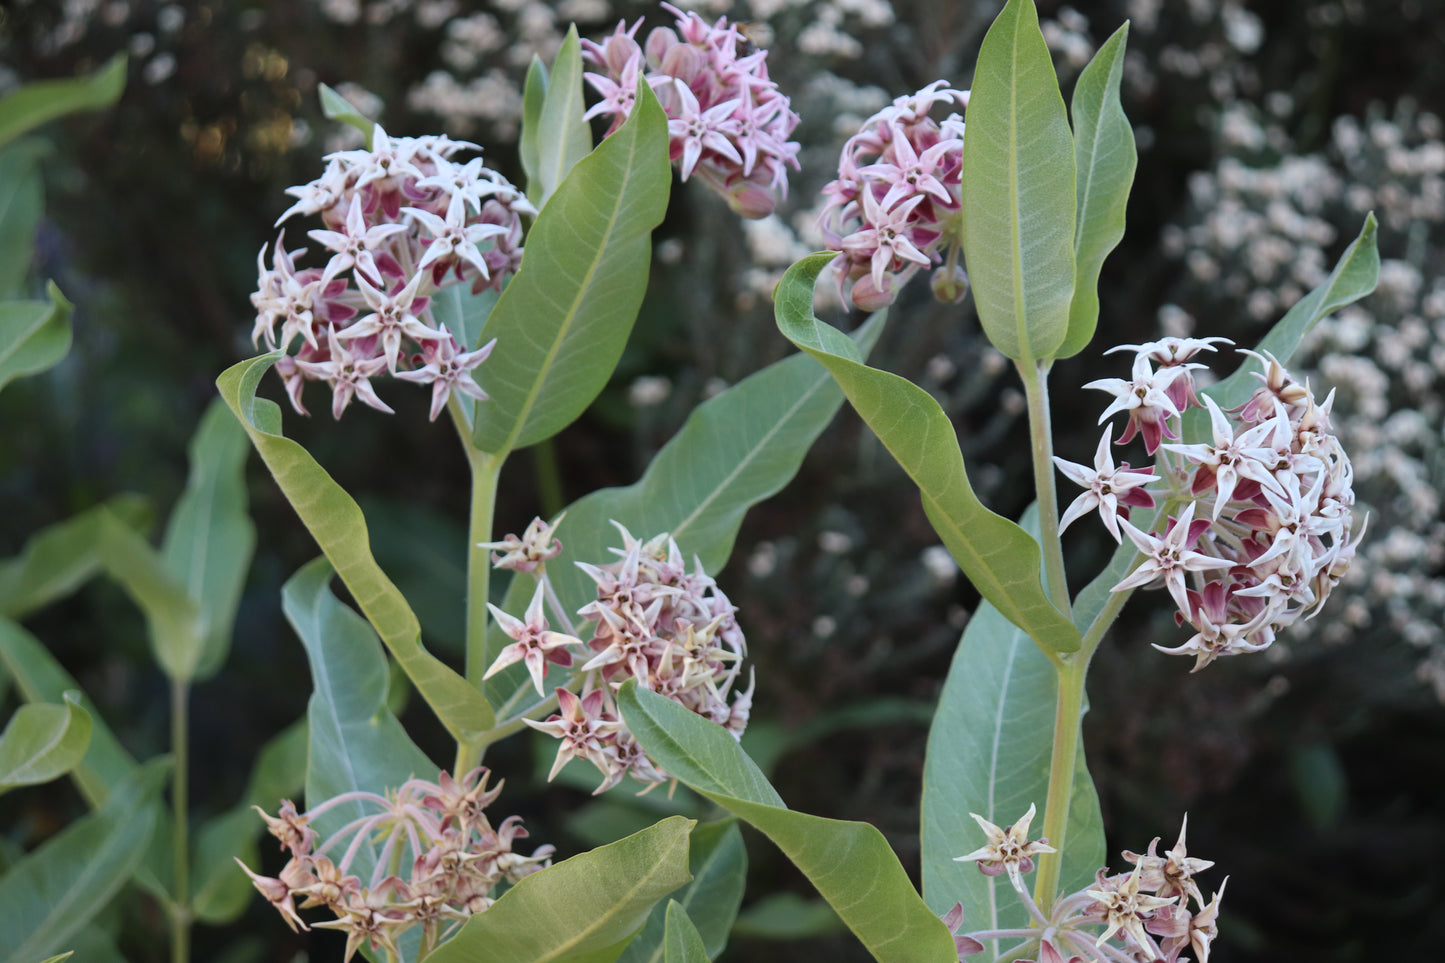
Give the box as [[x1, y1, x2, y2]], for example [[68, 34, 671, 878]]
[[818, 81, 970, 310], [1057, 337, 1362, 670], [237, 768, 552, 961], [947, 808, 1225, 963], [581, 3, 801, 219], [486, 520, 752, 794], [250, 124, 535, 420]]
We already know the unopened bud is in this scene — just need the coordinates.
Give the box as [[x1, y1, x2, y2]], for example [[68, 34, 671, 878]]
[[645, 27, 681, 70], [726, 179, 777, 220], [850, 273, 898, 312], [931, 263, 969, 303], [660, 43, 703, 84]]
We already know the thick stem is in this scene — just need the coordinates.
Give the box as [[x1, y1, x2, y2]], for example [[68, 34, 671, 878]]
[[1019, 359, 1071, 619], [170, 678, 191, 963], [465, 451, 503, 687]]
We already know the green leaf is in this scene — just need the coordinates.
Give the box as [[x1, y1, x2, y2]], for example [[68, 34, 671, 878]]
[[532, 26, 593, 209], [1195, 213, 1380, 420], [161, 400, 255, 680], [663, 902, 709, 963], [920, 597, 1104, 929], [317, 82, 375, 147], [0, 619, 139, 807], [425, 816, 695, 963], [281, 557, 436, 881], [217, 354, 494, 738], [0, 494, 152, 620], [1057, 22, 1135, 359], [0, 756, 167, 963], [520, 55, 549, 198], [36, 954, 74, 963], [190, 720, 307, 924], [962, 0, 1077, 363], [471, 78, 669, 454], [0, 139, 46, 299], [731, 893, 845, 940], [0, 691, 91, 794], [0, 282, 72, 393], [486, 311, 885, 710], [618, 682, 958, 963], [774, 254, 1080, 654], [94, 509, 203, 682], [617, 821, 747, 963], [0, 54, 127, 151]]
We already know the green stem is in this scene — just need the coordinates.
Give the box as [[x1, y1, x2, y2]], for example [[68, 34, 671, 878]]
[[1018, 359, 1071, 619], [170, 678, 191, 963], [465, 450, 503, 687], [533, 439, 564, 520]]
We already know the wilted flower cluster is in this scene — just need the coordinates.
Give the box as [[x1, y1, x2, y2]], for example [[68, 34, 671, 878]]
[[250, 124, 535, 420], [487, 521, 752, 794], [581, 2, 801, 219], [1057, 337, 1362, 670], [237, 768, 552, 961], [818, 80, 970, 310], [947, 808, 1224, 963]]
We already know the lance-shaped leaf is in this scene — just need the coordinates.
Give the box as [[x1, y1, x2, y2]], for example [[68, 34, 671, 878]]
[[520, 55, 549, 196], [0, 494, 151, 620], [94, 509, 203, 682], [425, 816, 694, 963], [920, 598, 1104, 930], [484, 312, 885, 709], [618, 682, 959, 963], [0, 691, 91, 795], [962, 0, 1077, 363], [531, 26, 592, 208], [161, 400, 255, 681], [281, 557, 436, 880], [775, 254, 1079, 653], [317, 82, 375, 147], [662, 902, 709, 963], [189, 719, 307, 924], [0, 283, 72, 393], [0, 619, 138, 807], [217, 355, 494, 738], [1057, 23, 1135, 359], [471, 78, 669, 454], [0, 139, 46, 298], [0, 53, 126, 151], [0, 756, 167, 963], [618, 820, 747, 963]]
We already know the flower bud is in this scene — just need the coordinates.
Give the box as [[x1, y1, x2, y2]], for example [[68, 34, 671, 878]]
[[660, 42, 703, 84], [645, 26, 680, 69], [850, 273, 898, 312], [931, 263, 970, 303], [725, 178, 777, 220]]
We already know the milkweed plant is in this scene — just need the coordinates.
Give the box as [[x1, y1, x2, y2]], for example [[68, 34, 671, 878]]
[[0, 2, 1381, 962]]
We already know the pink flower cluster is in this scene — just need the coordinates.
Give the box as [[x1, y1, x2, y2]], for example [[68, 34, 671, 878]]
[[506, 523, 752, 794], [237, 768, 552, 961], [818, 81, 970, 310], [581, 2, 800, 219], [250, 124, 535, 420], [1058, 337, 1362, 670]]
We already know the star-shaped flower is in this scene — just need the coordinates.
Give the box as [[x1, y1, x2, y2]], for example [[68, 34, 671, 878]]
[[1054, 426, 1157, 541], [953, 802, 1057, 893], [484, 582, 580, 697], [1112, 503, 1232, 616]]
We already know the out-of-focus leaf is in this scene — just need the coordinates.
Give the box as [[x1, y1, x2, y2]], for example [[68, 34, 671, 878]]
[[1290, 742, 1347, 830], [520, 55, 549, 197], [662, 902, 708, 963], [920, 597, 1104, 930], [775, 254, 1080, 654], [471, 79, 668, 454], [0, 54, 126, 151], [218, 355, 494, 738], [485, 311, 884, 713], [1058, 23, 1134, 359], [359, 497, 467, 655], [617, 820, 746, 963], [532, 26, 592, 209], [741, 696, 933, 779], [962, 0, 1076, 363], [0, 691, 91, 795], [0, 495, 151, 620], [0, 139, 46, 298], [281, 558, 436, 881], [731, 893, 845, 940], [0, 619, 138, 807], [36, 954, 73, 963], [317, 83, 374, 147], [94, 510, 202, 682], [0, 283, 72, 394], [618, 683, 958, 963], [190, 720, 307, 924], [0, 757, 167, 963], [425, 816, 695, 963]]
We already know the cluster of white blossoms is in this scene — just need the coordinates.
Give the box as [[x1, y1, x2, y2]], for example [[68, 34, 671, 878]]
[[250, 124, 534, 420], [1057, 337, 1363, 670], [238, 768, 553, 962], [483, 519, 752, 794], [945, 807, 1225, 963]]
